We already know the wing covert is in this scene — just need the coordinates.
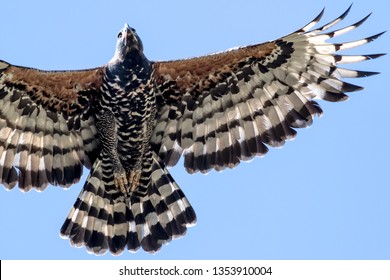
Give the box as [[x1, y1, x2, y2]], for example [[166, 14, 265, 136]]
[[151, 7, 384, 174], [0, 61, 103, 191]]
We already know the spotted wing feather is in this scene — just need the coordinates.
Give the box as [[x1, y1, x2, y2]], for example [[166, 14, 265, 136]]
[[0, 61, 103, 191], [151, 7, 384, 174]]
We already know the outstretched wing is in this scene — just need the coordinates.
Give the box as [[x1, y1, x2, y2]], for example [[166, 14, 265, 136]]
[[0, 61, 103, 191], [151, 7, 384, 174]]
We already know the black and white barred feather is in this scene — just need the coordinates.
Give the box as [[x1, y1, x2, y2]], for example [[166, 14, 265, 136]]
[[0, 6, 384, 255], [151, 6, 384, 174], [60, 153, 196, 254]]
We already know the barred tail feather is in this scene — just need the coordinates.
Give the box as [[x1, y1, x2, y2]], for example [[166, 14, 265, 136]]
[[60, 154, 196, 255]]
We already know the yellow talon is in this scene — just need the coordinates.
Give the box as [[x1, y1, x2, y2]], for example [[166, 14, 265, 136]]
[[128, 170, 141, 192], [114, 171, 128, 194], [113, 169, 141, 194]]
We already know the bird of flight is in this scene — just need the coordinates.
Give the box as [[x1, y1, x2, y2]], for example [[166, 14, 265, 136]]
[[0, 6, 384, 255]]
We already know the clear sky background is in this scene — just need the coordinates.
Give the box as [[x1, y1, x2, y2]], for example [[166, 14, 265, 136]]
[[0, 0, 389, 260]]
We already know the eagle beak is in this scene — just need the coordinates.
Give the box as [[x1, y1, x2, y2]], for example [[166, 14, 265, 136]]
[[122, 24, 129, 47], [125, 23, 140, 48]]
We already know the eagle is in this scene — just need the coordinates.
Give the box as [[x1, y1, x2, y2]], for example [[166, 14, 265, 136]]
[[0, 6, 384, 255]]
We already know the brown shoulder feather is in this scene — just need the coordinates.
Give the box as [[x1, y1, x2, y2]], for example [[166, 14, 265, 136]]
[[0, 61, 104, 191]]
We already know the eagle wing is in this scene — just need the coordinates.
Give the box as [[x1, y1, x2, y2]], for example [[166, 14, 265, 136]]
[[0, 61, 103, 191], [151, 7, 384, 174]]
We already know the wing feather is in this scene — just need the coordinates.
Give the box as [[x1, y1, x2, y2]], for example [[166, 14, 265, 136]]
[[151, 7, 384, 174], [0, 61, 103, 190]]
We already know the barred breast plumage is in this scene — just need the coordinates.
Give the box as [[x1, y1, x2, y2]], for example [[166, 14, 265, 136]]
[[60, 25, 196, 254]]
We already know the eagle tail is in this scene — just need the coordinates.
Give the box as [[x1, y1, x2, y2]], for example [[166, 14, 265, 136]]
[[60, 154, 196, 255]]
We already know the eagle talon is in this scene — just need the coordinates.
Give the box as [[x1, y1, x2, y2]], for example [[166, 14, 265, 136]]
[[113, 170, 141, 194], [114, 171, 129, 194], [128, 170, 141, 192]]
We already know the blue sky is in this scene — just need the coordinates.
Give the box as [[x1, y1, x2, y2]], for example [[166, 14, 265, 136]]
[[0, 0, 389, 260]]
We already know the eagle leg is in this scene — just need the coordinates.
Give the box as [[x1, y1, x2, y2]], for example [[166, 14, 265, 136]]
[[97, 110, 136, 195], [128, 170, 141, 192], [113, 168, 129, 195]]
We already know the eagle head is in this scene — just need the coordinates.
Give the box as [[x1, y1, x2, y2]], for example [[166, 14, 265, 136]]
[[111, 24, 144, 63]]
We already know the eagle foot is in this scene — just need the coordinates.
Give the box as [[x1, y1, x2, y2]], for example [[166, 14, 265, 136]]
[[128, 170, 141, 193], [114, 170, 129, 195], [113, 169, 141, 194]]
